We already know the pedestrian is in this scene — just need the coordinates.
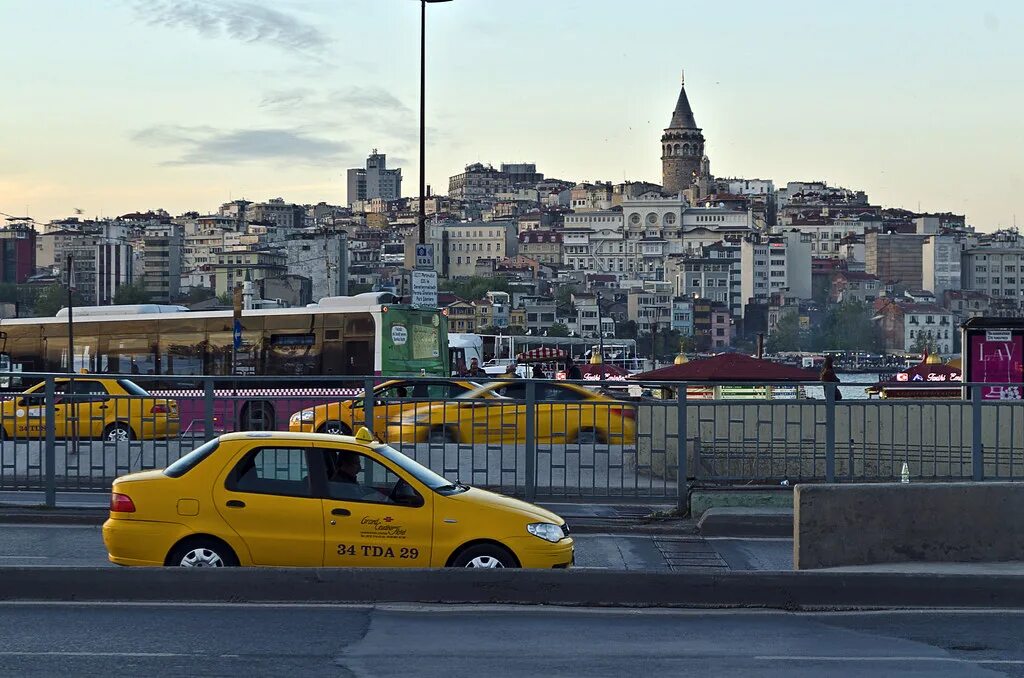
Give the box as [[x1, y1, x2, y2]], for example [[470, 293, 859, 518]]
[[466, 358, 486, 379], [819, 355, 842, 401], [565, 355, 582, 381], [502, 363, 520, 379], [532, 364, 546, 379]]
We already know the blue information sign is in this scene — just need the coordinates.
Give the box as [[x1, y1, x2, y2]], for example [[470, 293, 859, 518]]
[[233, 319, 242, 350]]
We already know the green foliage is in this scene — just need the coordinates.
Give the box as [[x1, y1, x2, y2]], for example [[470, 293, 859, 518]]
[[911, 333, 939, 355], [32, 285, 87, 317], [113, 282, 151, 305], [678, 334, 698, 354], [440, 276, 512, 301], [348, 283, 374, 295], [817, 301, 883, 352], [546, 322, 570, 337], [641, 328, 680, 361], [554, 285, 579, 314], [177, 287, 215, 303], [767, 301, 883, 354], [765, 312, 805, 353], [615, 319, 638, 339]]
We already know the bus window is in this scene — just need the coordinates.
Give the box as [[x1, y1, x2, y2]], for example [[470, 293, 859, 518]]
[[265, 333, 320, 375]]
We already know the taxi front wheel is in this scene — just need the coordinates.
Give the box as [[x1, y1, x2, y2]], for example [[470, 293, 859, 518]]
[[168, 537, 239, 568], [450, 544, 519, 569]]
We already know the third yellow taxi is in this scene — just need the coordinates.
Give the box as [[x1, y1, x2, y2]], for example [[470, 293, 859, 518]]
[[103, 429, 573, 569], [385, 381, 637, 446], [287, 378, 484, 438]]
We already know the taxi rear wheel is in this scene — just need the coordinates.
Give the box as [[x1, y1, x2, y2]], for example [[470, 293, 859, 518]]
[[319, 421, 350, 436], [574, 428, 605, 445], [103, 422, 134, 443], [168, 537, 239, 568], [451, 544, 519, 569]]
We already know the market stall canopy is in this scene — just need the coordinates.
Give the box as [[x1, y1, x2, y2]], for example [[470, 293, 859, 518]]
[[516, 346, 568, 363], [867, 355, 961, 399], [632, 352, 819, 382], [579, 362, 630, 381]]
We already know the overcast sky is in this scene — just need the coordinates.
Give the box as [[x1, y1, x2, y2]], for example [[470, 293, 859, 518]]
[[1, 0, 1022, 230]]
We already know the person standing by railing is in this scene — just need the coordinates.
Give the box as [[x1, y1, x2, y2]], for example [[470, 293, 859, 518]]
[[820, 355, 842, 401]]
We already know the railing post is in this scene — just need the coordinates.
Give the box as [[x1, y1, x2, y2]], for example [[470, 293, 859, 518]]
[[524, 379, 536, 502], [363, 377, 375, 434], [971, 384, 983, 481], [676, 384, 688, 513], [43, 376, 56, 508], [824, 382, 836, 483], [203, 379, 215, 441]]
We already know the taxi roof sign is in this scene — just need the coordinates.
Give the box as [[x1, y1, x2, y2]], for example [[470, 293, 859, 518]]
[[355, 427, 374, 442]]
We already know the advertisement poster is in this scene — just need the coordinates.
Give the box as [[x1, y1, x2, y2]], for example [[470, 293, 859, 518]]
[[968, 332, 1024, 400]]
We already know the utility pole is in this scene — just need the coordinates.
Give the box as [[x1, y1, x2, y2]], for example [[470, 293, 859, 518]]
[[66, 254, 74, 374]]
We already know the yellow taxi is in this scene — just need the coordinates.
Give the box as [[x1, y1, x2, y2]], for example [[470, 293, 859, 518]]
[[103, 429, 573, 569], [0, 377, 179, 442], [385, 381, 636, 446], [287, 379, 483, 438]]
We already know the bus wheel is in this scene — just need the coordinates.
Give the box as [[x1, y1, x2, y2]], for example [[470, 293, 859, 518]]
[[319, 421, 350, 436], [241, 401, 275, 431]]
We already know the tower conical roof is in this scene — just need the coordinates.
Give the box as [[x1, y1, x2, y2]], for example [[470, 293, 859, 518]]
[[668, 72, 698, 130]]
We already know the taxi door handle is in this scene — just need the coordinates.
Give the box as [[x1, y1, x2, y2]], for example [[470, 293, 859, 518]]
[[97, 405, 108, 410], [331, 508, 351, 517], [226, 500, 246, 508]]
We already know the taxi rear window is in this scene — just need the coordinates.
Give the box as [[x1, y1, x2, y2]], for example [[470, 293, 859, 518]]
[[164, 439, 219, 478]]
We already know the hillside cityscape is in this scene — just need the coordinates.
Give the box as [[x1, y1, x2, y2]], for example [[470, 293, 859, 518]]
[[0, 73, 1015, 361]]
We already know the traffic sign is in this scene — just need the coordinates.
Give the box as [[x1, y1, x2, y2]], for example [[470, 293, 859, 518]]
[[414, 243, 434, 270], [233, 319, 243, 350], [411, 270, 438, 308]]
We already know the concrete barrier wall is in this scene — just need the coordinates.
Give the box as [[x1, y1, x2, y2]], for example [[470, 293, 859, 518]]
[[638, 400, 1024, 483], [794, 482, 1024, 570]]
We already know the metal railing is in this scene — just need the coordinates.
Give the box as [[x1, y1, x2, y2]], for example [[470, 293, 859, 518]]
[[0, 372, 1021, 510]]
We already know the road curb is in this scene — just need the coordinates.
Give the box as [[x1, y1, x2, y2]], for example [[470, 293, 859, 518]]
[[0, 567, 1022, 609]]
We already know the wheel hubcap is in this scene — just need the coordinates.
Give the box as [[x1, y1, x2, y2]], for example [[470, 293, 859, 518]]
[[107, 428, 129, 442], [180, 548, 224, 567], [466, 555, 504, 568]]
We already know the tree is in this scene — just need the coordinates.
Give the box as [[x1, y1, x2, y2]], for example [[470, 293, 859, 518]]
[[32, 285, 86, 317], [678, 334, 698, 354], [554, 284, 579, 314], [818, 301, 883, 353], [614, 320, 638, 340], [113, 282, 151, 305], [911, 333, 939, 355], [176, 287, 215, 304], [546, 323, 570, 337], [766, 311, 804, 353], [441, 276, 512, 301]]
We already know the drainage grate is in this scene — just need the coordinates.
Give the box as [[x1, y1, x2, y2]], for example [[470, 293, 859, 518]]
[[654, 537, 729, 571]]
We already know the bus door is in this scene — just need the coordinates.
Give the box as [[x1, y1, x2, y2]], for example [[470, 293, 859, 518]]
[[343, 341, 372, 376]]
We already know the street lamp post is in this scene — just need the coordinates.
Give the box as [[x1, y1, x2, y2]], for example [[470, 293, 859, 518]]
[[418, 0, 452, 245]]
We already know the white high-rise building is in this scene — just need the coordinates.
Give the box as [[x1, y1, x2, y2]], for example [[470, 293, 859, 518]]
[[347, 150, 402, 206]]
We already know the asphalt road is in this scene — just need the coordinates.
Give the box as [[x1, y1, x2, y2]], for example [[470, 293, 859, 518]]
[[0, 524, 792, 571], [0, 603, 1021, 677]]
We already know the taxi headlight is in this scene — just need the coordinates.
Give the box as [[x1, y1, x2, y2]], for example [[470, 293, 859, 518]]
[[290, 410, 315, 424], [527, 522, 565, 543]]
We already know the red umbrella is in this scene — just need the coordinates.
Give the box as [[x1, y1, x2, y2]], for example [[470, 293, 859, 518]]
[[516, 346, 567, 363]]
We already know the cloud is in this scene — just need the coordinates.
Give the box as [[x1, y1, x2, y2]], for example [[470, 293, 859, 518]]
[[259, 86, 410, 116], [133, 125, 352, 166], [131, 0, 328, 58]]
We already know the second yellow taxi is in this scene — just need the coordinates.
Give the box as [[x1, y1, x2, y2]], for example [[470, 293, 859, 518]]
[[103, 429, 573, 569], [287, 378, 484, 439], [385, 381, 637, 446]]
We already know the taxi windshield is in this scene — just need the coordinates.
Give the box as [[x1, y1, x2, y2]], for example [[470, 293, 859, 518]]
[[374, 444, 466, 494]]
